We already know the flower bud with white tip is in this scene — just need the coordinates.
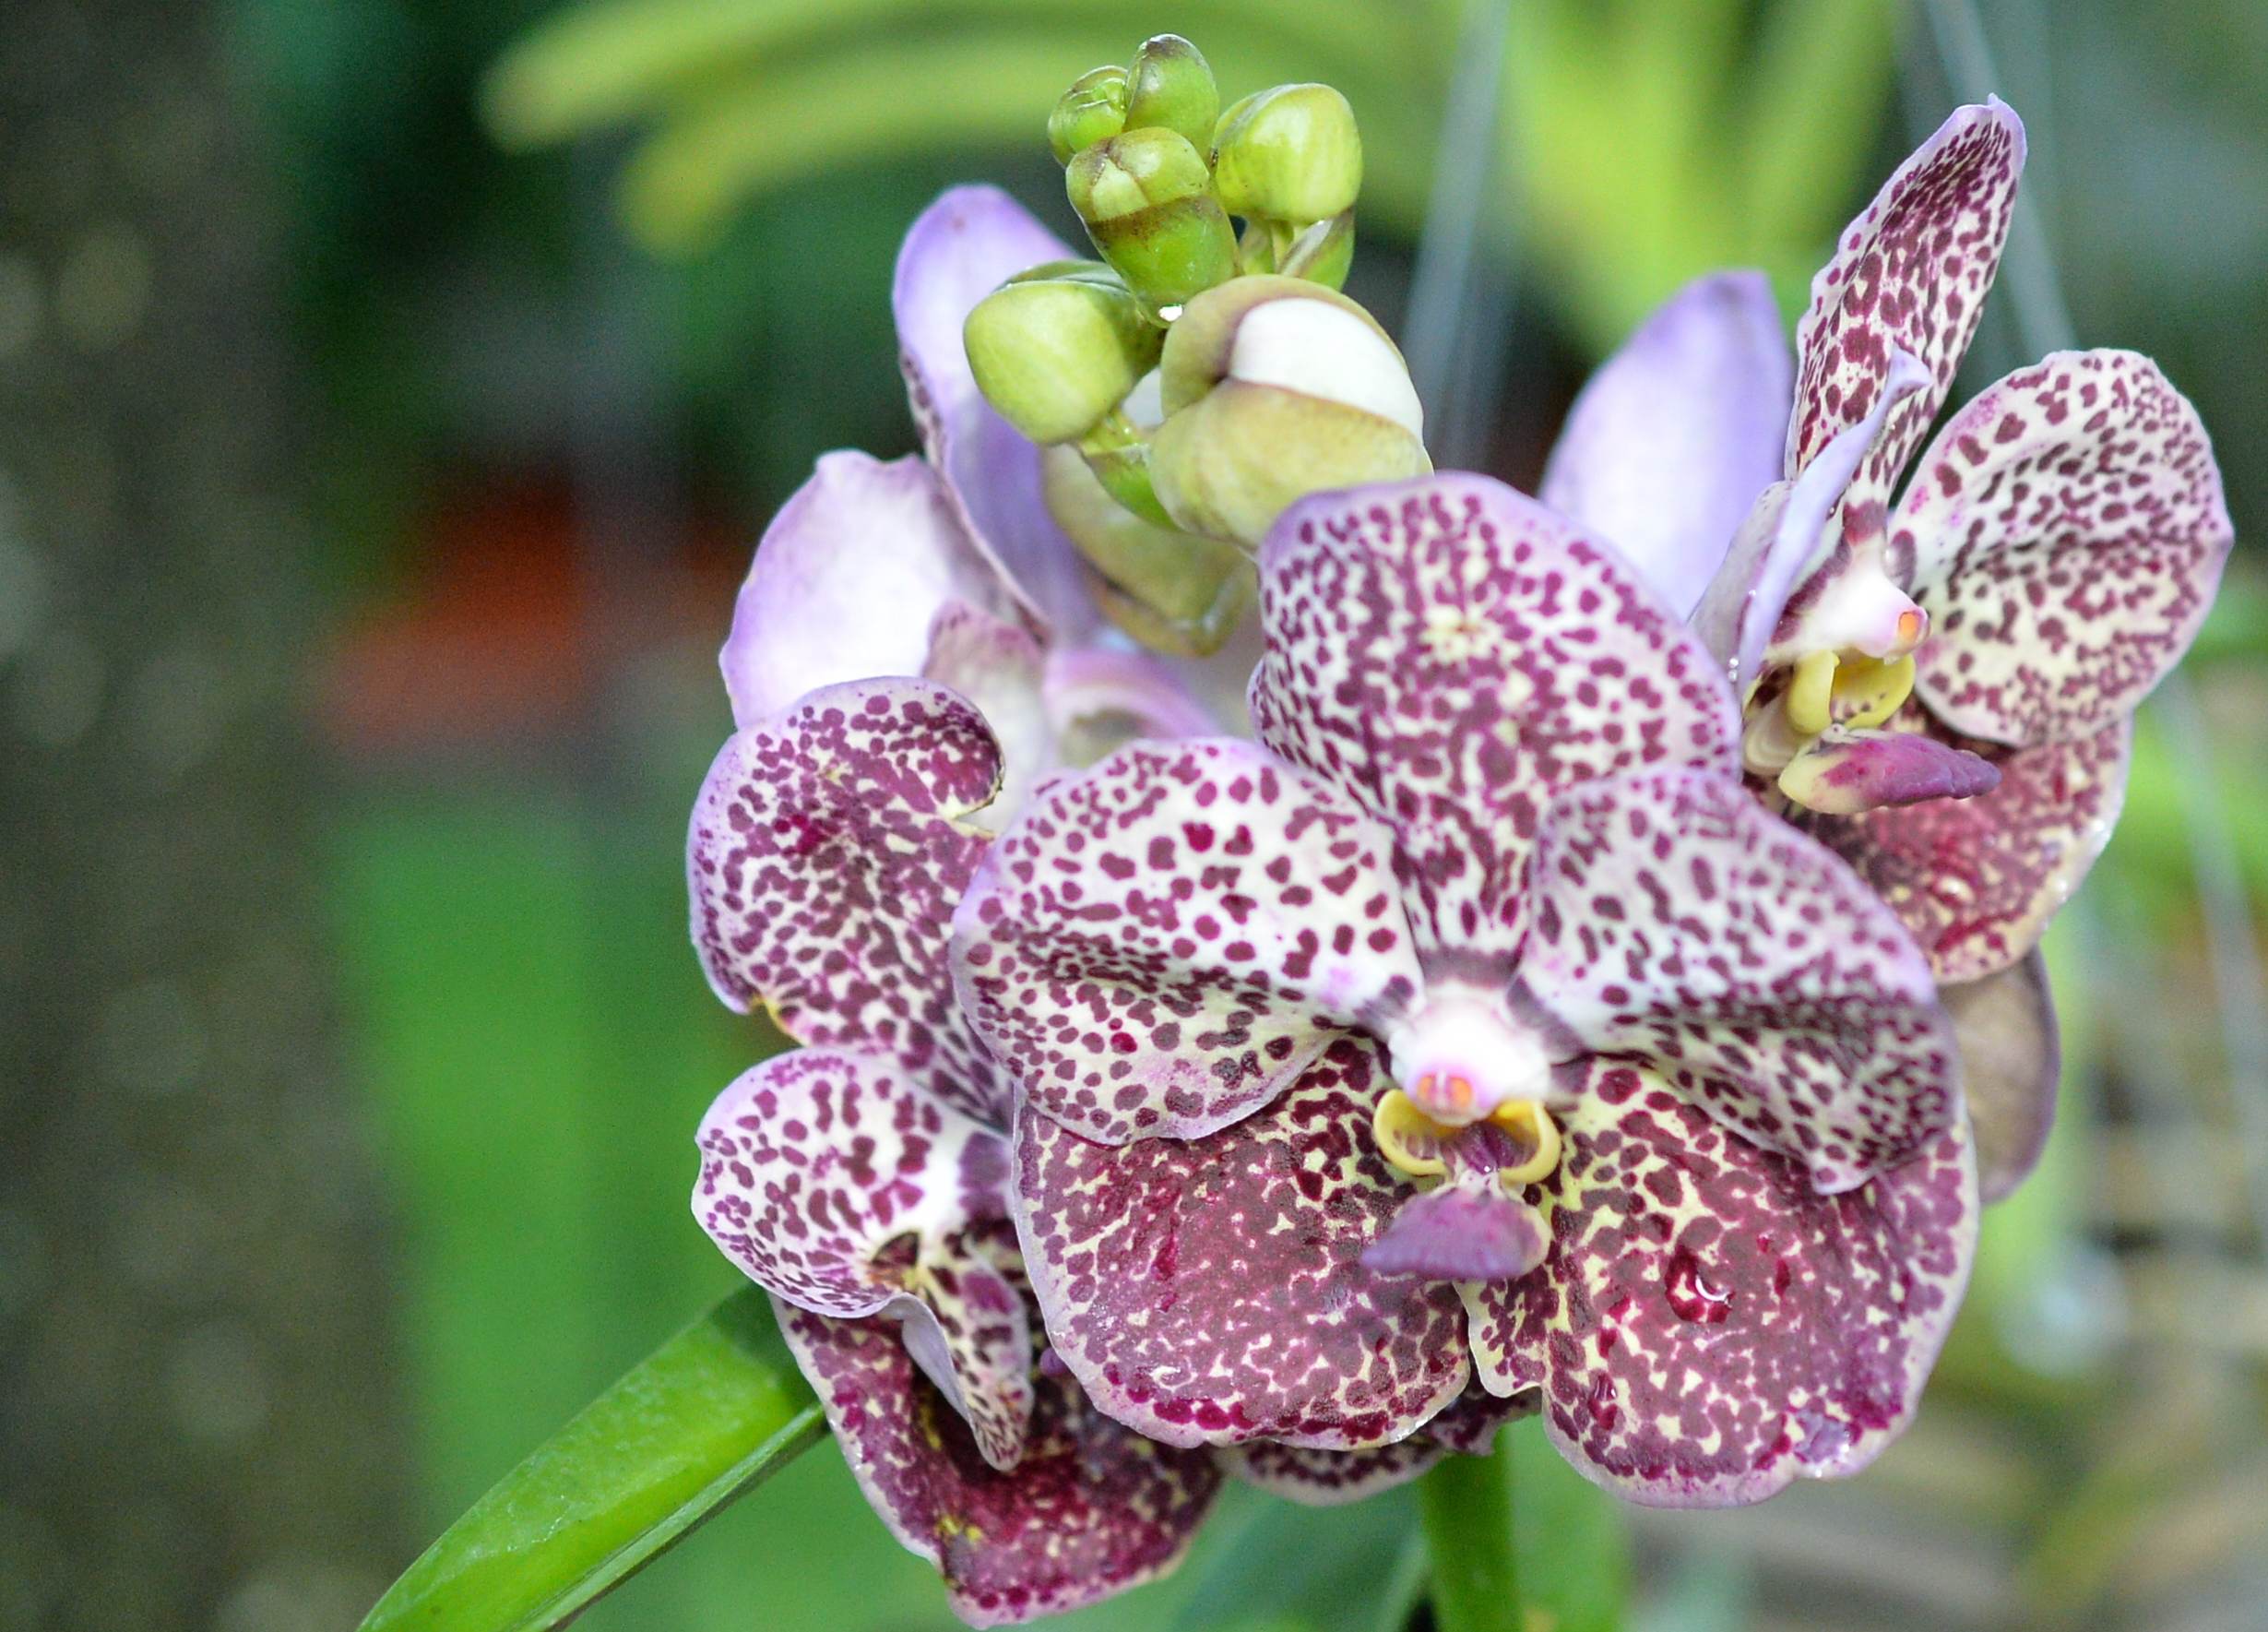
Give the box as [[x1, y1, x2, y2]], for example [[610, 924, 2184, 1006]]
[[1148, 277, 1429, 547]]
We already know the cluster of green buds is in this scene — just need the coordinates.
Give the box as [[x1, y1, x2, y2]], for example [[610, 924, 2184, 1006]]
[[962, 34, 1429, 656]]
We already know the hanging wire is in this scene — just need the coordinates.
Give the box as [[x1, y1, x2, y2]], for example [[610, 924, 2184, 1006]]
[[1404, 0, 1516, 469], [1922, 0, 2268, 1257]]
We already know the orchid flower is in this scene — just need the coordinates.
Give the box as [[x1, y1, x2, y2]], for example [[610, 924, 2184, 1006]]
[[1545, 104, 2230, 1200], [720, 185, 1232, 828], [953, 472, 1977, 1507], [686, 673, 1537, 1619]]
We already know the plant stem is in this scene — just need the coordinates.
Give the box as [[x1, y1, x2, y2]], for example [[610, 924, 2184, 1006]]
[[1416, 1446, 1523, 1632]]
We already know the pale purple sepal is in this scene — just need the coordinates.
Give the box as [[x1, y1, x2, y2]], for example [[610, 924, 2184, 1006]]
[[1692, 351, 1929, 692], [1539, 271, 1792, 617], [895, 185, 1095, 641], [1041, 643, 1221, 744], [721, 451, 1011, 728]]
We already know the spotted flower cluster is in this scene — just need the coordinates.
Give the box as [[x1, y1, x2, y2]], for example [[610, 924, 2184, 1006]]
[[683, 92, 2226, 1628]]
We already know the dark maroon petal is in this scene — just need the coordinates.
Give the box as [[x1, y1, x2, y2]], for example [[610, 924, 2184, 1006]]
[[1523, 768, 1960, 1193], [1775, 728, 2001, 816], [950, 737, 1419, 1144], [1787, 101, 2025, 506], [1253, 472, 1740, 969], [1362, 1181, 1548, 1282], [1799, 714, 2131, 984], [778, 1302, 1221, 1626], [1942, 950, 2060, 1205], [688, 678, 1013, 1125], [1011, 1041, 1471, 1450], [1217, 1435, 1447, 1506], [1895, 350, 2232, 747], [1466, 1068, 1977, 1507], [694, 1049, 1033, 1468]]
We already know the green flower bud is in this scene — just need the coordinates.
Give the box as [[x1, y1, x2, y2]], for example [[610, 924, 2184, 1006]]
[[962, 261, 1163, 446], [1049, 66, 1130, 165], [1150, 277, 1428, 547], [1123, 34, 1218, 150], [1042, 445, 1253, 657], [1210, 83, 1362, 224], [1066, 128, 1238, 316]]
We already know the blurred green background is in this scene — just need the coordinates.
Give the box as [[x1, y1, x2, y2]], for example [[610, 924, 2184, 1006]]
[[3, 1, 2263, 1629]]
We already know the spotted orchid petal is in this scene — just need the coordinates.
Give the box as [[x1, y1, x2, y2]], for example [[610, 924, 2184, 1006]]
[[689, 679, 1013, 1125], [952, 737, 1419, 1145], [896, 185, 1095, 640], [695, 1050, 1033, 1469], [1010, 1040, 1472, 1450], [1943, 950, 2060, 1204], [1894, 350, 2232, 747], [1692, 351, 1930, 693], [1787, 100, 2025, 507], [1252, 473, 1740, 968], [1523, 768, 1960, 1194], [1465, 1066, 1977, 1507], [778, 1303, 1221, 1626], [1775, 727, 2001, 816], [923, 602, 1051, 828], [1539, 271, 1792, 616], [1796, 713, 2131, 984], [721, 452, 1015, 728]]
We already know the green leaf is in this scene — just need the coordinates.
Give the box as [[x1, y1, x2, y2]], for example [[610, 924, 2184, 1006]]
[[359, 1287, 825, 1632], [1509, 1419, 1632, 1632]]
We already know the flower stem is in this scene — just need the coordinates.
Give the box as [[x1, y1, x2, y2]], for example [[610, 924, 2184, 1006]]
[[1415, 1446, 1522, 1632]]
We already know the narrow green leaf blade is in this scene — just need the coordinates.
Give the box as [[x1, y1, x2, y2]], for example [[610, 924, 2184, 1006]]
[[360, 1287, 824, 1632]]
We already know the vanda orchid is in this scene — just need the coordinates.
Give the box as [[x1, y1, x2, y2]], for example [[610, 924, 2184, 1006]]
[[666, 35, 2213, 1632]]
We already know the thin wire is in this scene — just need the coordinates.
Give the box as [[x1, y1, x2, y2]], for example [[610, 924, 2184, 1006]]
[[1923, 0, 2268, 1257], [1404, 0, 1515, 468]]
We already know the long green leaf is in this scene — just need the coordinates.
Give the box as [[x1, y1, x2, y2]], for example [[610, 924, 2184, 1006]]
[[359, 1288, 824, 1632]]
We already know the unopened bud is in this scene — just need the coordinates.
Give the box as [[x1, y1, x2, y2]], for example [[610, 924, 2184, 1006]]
[[963, 262, 1163, 446], [1150, 277, 1428, 546], [1124, 34, 1219, 150], [1042, 446, 1253, 657], [1066, 128, 1238, 315], [1049, 66, 1129, 165], [1210, 84, 1362, 224]]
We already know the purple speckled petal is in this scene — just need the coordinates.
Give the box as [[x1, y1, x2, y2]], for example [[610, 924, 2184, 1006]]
[[721, 452, 1014, 728], [1692, 351, 1930, 692], [1787, 101, 2025, 506], [1217, 1435, 1448, 1507], [1796, 712, 2131, 985], [1894, 350, 2232, 747], [1011, 1040, 1471, 1450], [695, 1050, 1032, 1468], [896, 186, 1095, 640], [1775, 728, 2001, 816], [1465, 1065, 1977, 1507], [951, 738, 1419, 1144], [688, 679, 1013, 1124], [1253, 473, 1740, 969], [1539, 271, 1792, 617], [778, 1302, 1221, 1626], [1943, 950, 2059, 1205], [1523, 768, 1960, 1193]]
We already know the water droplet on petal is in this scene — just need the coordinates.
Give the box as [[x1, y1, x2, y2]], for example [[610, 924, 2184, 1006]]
[[1664, 1244, 1732, 1323]]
